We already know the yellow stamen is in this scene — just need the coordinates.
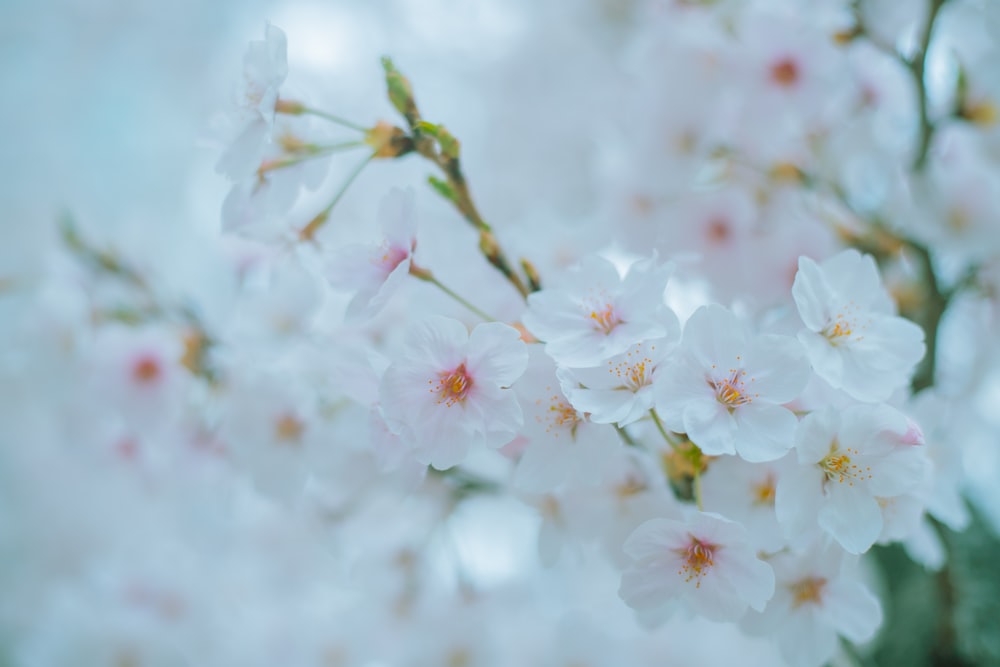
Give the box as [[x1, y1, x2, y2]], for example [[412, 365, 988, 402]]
[[790, 576, 827, 608]]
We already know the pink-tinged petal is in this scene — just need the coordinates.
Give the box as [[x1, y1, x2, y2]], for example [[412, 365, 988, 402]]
[[792, 255, 835, 332], [839, 404, 908, 456], [683, 400, 737, 456], [745, 334, 811, 403], [735, 403, 797, 462], [406, 316, 469, 369], [683, 304, 747, 371], [821, 579, 882, 642], [466, 322, 528, 387], [868, 448, 929, 497], [360, 256, 410, 318], [819, 484, 882, 554]]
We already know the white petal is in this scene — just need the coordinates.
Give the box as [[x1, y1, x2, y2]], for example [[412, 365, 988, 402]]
[[683, 400, 737, 456], [822, 578, 882, 642], [819, 484, 882, 554], [467, 322, 528, 387], [406, 316, 468, 370], [745, 334, 811, 403], [735, 403, 797, 462], [684, 304, 747, 371]]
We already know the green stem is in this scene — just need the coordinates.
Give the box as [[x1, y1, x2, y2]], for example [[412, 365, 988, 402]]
[[910, 0, 948, 171], [300, 152, 375, 241], [910, 242, 947, 392], [693, 463, 704, 511], [649, 409, 680, 452], [321, 153, 375, 217], [261, 141, 366, 173], [300, 107, 369, 133], [615, 424, 638, 447], [411, 266, 497, 322]]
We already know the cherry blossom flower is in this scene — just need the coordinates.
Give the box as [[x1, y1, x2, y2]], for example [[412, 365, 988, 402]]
[[521, 254, 677, 367], [700, 454, 790, 553], [325, 188, 417, 320], [743, 545, 882, 667], [792, 249, 925, 402], [619, 511, 775, 624], [776, 404, 930, 554], [379, 316, 528, 470], [557, 337, 675, 427], [654, 304, 811, 461], [216, 23, 289, 181], [512, 348, 620, 493]]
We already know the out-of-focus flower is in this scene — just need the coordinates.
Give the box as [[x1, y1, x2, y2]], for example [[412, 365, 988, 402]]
[[379, 316, 527, 470], [522, 254, 677, 367], [619, 511, 775, 624], [325, 188, 416, 320]]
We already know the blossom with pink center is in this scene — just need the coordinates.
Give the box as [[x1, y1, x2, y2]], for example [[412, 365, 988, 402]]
[[654, 304, 811, 462], [775, 404, 930, 554], [792, 249, 925, 402], [89, 324, 186, 432], [326, 188, 417, 320], [521, 254, 678, 367], [619, 511, 775, 624], [379, 316, 528, 470]]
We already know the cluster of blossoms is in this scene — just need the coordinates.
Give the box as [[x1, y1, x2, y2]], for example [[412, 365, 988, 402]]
[[4, 0, 1000, 665]]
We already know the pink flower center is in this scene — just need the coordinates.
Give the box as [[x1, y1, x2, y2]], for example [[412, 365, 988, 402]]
[[375, 242, 410, 274], [132, 355, 162, 384], [705, 217, 731, 244], [434, 363, 474, 407], [770, 57, 800, 88], [674, 536, 718, 587]]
